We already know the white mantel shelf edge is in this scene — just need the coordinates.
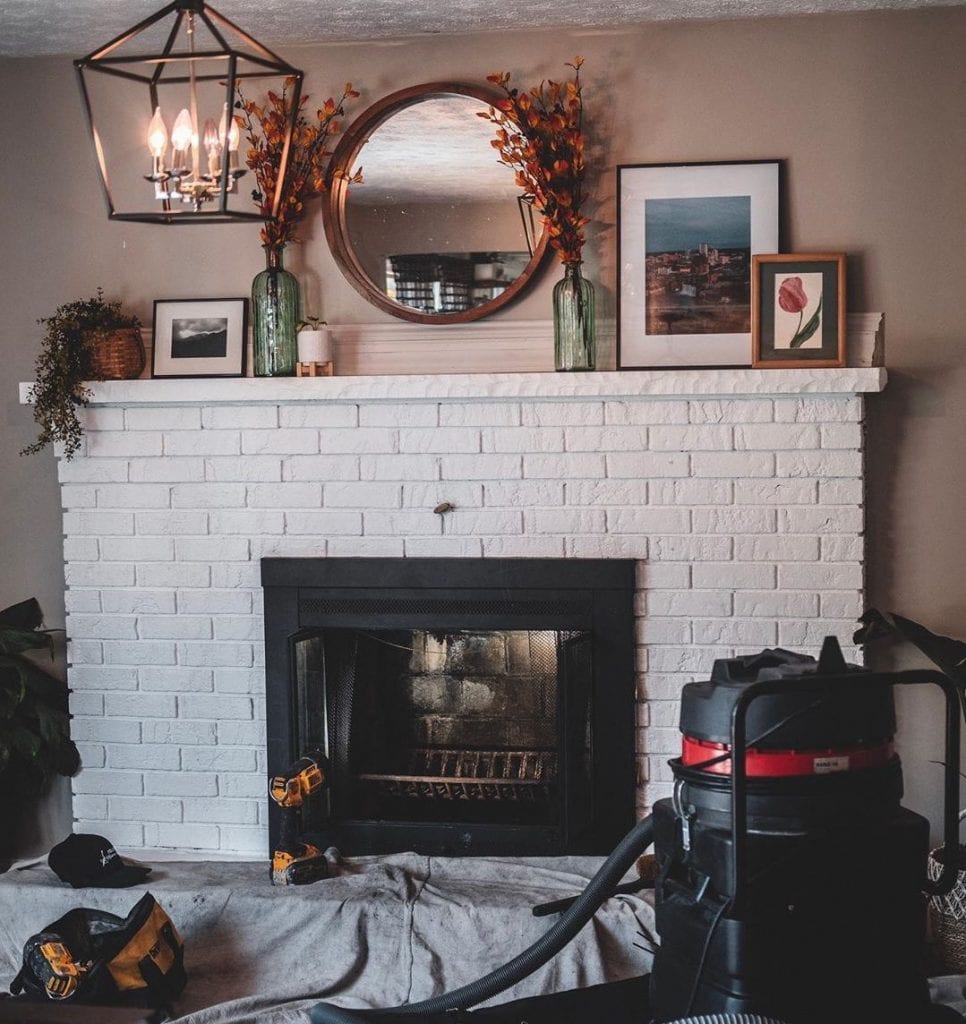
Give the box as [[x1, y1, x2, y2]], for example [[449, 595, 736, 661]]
[[20, 368, 887, 406]]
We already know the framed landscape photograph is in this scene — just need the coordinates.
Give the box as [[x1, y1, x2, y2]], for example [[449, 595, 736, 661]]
[[617, 160, 781, 369], [152, 298, 248, 378], [752, 254, 846, 368]]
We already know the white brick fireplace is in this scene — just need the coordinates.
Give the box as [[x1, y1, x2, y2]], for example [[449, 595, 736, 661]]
[[24, 366, 886, 856]]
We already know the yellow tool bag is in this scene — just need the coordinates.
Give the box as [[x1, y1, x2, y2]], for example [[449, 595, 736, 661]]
[[10, 893, 186, 1008]]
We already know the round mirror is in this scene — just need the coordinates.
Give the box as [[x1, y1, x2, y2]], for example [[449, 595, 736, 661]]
[[323, 82, 549, 325]]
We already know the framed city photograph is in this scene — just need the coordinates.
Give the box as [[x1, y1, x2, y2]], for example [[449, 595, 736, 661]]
[[617, 160, 781, 369], [152, 298, 248, 378], [752, 254, 846, 368]]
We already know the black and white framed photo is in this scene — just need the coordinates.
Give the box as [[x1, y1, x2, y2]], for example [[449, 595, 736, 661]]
[[617, 160, 781, 369], [151, 298, 248, 378]]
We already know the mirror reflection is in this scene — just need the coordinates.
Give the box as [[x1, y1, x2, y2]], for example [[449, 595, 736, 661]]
[[342, 95, 541, 317]]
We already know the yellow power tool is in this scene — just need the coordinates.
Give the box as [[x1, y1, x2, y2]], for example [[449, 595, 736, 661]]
[[269, 750, 330, 886], [37, 942, 88, 1000]]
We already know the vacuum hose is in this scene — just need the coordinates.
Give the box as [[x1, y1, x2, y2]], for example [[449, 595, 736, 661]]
[[663, 1017, 788, 1024], [308, 814, 655, 1024]]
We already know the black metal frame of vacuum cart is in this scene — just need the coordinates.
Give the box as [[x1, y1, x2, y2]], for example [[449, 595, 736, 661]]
[[730, 667, 960, 907]]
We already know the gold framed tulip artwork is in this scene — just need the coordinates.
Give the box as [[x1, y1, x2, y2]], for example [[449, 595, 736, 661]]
[[751, 254, 846, 368]]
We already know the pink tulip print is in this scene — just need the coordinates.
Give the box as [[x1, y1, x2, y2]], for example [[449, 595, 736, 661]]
[[778, 276, 808, 314], [775, 272, 823, 349]]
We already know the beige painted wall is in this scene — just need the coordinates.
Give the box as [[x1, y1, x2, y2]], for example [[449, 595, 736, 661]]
[[2, 7, 965, 852]]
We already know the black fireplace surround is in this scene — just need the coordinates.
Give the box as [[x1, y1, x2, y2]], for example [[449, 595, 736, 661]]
[[261, 558, 636, 857]]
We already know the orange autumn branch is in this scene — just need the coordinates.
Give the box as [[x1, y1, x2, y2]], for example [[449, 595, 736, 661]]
[[480, 58, 589, 264], [236, 78, 360, 248]]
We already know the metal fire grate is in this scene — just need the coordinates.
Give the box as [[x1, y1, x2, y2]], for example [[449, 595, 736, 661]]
[[359, 747, 558, 802]]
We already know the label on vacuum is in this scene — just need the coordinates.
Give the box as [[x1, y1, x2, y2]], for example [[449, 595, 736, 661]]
[[813, 755, 850, 774]]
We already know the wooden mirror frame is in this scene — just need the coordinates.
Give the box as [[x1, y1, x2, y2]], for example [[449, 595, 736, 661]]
[[322, 81, 550, 325]]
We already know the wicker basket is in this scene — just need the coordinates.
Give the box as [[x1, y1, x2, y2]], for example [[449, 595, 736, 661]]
[[86, 327, 145, 380], [927, 843, 966, 974]]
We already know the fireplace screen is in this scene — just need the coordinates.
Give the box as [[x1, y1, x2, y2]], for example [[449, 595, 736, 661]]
[[294, 628, 592, 831], [262, 557, 635, 856]]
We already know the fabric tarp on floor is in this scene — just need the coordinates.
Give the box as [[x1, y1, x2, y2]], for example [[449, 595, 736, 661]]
[[0, 853, 655, 1024]]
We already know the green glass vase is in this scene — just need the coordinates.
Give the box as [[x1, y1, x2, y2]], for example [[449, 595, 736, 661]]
[[553, 261, 596, 371], [252, 245, 299, 377]]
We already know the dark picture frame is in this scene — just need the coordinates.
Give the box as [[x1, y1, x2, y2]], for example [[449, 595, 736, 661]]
[[151, 298, 248, 379], [752, 254, 846, 368], [617, 160, 782, 369]]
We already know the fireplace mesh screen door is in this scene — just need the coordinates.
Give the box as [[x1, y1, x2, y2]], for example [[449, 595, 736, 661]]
[[293, 628, 593, 833], [262, 557, 635, 856]]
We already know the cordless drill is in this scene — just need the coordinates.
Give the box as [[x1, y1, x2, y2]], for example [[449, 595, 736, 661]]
[[269, 750, 330, 886]]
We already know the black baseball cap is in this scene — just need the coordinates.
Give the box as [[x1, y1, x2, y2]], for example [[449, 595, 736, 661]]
[[48, 834, 152, 888]]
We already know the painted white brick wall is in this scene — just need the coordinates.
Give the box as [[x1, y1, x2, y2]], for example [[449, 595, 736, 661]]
[[59, 390, 867, 855]]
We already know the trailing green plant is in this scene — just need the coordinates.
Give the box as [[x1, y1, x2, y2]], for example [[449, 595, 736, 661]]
[[0, 598, 80, 800], [297, 316, 327, 331], [21, 290, 141, 461]]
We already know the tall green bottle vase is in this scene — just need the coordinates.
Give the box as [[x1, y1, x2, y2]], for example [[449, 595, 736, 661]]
[[553, 261, 596, 371], [252, 245, 299, 377]]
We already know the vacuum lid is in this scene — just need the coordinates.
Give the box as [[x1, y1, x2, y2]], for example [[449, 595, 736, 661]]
[[680, 638, 896, 749]]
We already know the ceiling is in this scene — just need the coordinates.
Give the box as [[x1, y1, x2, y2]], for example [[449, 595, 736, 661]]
[[0, 0, 959, 57]]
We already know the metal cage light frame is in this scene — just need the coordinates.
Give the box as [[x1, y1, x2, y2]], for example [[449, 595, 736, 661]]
[[75, 0, 304, 225]]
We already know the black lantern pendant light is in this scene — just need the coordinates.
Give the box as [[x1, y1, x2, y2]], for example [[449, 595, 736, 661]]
[[75, 0, 303, 224]]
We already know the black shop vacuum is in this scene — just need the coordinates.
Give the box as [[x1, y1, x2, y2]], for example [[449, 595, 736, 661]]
[[308, 637, 965, 1024]]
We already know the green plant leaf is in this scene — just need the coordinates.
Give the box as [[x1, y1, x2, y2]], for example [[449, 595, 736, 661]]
[[0, 599, 80, 791], [0, 681, 23, 717], [0, 653, 65, 707], [33, 702, 68, 746], [790, 295, 823, 349], [55, 737, 82, 777], [0, 598, 44, 630], [22, 291, 139, 460], [0, 624, 55, 658], [5, 721, 42, 761]]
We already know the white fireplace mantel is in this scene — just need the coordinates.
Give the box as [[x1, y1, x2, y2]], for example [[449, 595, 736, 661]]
[[20, 367, 887, 408]]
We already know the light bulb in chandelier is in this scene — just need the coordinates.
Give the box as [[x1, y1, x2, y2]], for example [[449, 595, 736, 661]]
[[219, 106, 241, 166], [170, 108, 194, 171], [202, 118, 221, 177], [218, 106, 241, 170], [147, 107, 168, 163]]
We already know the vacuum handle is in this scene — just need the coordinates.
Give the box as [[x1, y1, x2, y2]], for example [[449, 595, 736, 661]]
[[729, 667, 962, 915]]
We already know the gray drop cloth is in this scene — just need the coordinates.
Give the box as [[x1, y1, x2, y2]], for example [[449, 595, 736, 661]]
[[0, 853, 655, 1024], [931, 976, 966, 1016]]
